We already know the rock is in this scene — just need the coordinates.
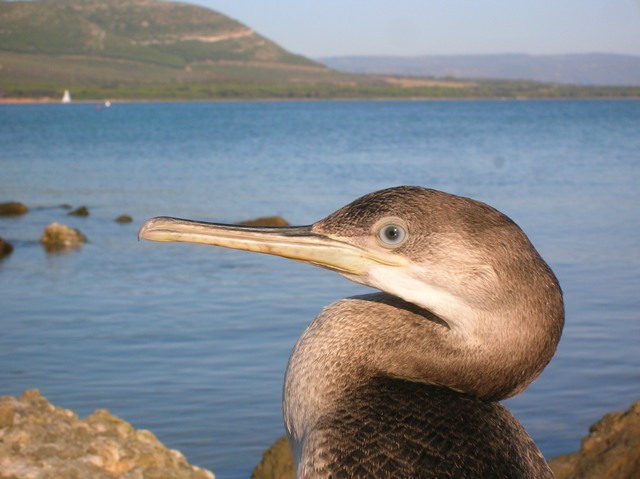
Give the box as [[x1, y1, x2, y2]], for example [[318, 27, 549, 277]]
[[0, 389, 215, 479], [251, 436, 294, 479], [238, 216, 290, 227], [0, 201, 28, 216], [0, 237, 14, 259], [549, 400, 640, 479], [39, 223, 87, 251], [68, 206, 90, 217], [115, 214, 133, 224]]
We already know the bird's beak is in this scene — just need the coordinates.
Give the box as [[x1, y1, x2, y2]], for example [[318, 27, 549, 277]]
[[138, 216, 406, 276]]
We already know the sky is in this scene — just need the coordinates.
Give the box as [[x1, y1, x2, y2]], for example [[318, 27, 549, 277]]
[[190, 0, 640, 58]]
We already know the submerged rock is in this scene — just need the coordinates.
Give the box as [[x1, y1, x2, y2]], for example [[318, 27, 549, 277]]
[[548, 400, 640, 479], [0, 389, 214, 479], [251, 436, 294, 479], [39, 223, 87, 251], [238, 216, 290, 227], [115, 214, 133, 224], [0, 201, 28, 216], [68, 206, 90, 217], [0, 237, 14, 259]]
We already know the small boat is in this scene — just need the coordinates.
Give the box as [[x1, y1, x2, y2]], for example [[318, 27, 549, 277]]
[[62, 90, 71, 103]]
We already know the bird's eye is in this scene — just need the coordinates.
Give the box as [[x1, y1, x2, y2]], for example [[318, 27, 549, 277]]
[[378, 223, 406, 246]]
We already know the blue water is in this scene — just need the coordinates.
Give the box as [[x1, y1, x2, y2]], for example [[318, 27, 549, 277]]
[[1, 100, 639, 478]]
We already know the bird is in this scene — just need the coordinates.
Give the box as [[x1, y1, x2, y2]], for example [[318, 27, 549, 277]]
[[138, 185, 564, 478]]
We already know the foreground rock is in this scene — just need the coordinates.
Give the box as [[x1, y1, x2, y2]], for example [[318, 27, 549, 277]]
[[254, 400, 640, 479], [0, 237, 14, 260], [238, 216, 290, 227], [0, 389, 214, 479], [39, 223, 87, 251], [251, 436, 294, 479], [548, 400, 640, 479], [0, 201, 28, 216]]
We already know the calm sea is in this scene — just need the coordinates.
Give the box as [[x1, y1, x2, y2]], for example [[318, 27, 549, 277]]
[[1, 100, 639, 479]]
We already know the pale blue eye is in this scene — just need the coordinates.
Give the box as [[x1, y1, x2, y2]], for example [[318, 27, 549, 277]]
[[379, 224, 406, 245]]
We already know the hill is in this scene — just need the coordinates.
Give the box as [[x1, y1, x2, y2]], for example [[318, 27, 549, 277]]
[[0, 0, 318, 67], [318, 54, 640, 87], [1, 0, 639, 100], [0, 0, 349, 99]]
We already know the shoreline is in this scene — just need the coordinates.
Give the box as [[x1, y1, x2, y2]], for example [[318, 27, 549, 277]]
[[0, 97, 59, 104], [1, 96, 639, 105]]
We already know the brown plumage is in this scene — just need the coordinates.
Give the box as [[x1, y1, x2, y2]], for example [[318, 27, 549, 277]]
[[139, 186, 564, 478]]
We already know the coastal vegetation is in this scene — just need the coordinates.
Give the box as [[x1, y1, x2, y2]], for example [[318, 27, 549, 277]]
[[1, 0, 638, 100]]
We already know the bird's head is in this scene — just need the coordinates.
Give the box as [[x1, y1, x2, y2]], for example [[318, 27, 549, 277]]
[[140, 186, 561, 341]]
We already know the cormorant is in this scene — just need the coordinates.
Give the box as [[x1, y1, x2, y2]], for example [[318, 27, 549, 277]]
[[139, 186, 564, 478]]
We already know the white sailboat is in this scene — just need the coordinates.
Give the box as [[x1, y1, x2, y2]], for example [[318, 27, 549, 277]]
[[62, 90, 71, 103]]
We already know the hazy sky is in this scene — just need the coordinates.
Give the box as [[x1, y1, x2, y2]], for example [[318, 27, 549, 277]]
[[190, 0, 640, 58]]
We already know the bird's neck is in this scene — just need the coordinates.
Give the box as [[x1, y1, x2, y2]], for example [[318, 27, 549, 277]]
[[283, 291, 561, 461]]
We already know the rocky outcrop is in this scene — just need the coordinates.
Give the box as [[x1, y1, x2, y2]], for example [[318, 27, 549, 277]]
[[251, 436, 294, 479], [548, 400, 640, 479], [68, 206, 90, 217], [238, 216, 290, 227], [0, 202, 28, 216], [0, 237, 14, 260], [0, 389, 214, 479], [39, 223, 87, 251], [115, 215, 133, 224]]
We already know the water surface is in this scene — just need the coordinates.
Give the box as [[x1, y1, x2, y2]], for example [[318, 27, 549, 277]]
[[1, 100, 639, 478]]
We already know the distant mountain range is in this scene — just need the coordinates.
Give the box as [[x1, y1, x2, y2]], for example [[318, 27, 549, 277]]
[[318, 54, 640, 86]]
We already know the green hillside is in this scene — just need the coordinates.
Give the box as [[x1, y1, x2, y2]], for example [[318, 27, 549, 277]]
[[0, 0, 317, 66], [1, 0, 638, 100], [0, 0, 347, 99]]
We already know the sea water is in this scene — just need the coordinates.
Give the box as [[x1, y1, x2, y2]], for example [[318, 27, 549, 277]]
[[1, 100, 639, 478]]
